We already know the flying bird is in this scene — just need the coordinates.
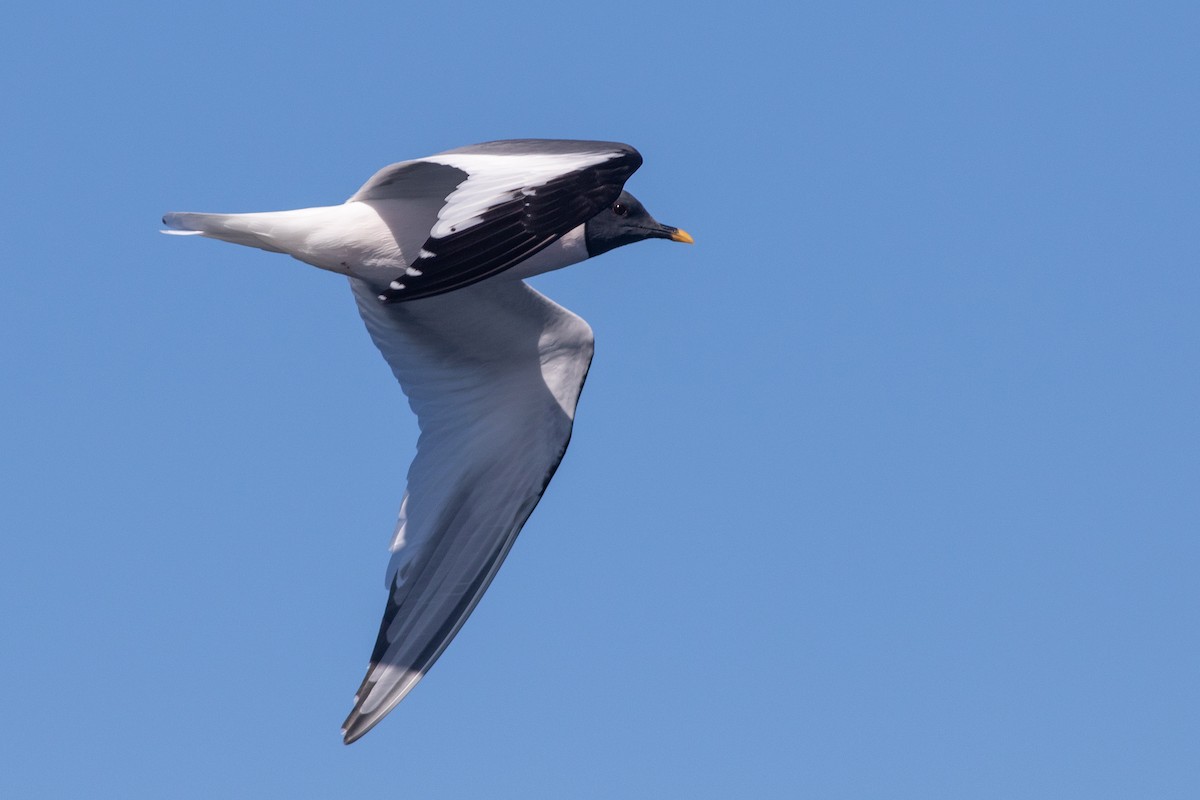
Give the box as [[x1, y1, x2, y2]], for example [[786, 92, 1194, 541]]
[[161, 139, 692, 743]]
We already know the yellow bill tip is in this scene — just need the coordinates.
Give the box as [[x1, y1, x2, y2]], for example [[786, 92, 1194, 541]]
[[670, 228, 695, 244]]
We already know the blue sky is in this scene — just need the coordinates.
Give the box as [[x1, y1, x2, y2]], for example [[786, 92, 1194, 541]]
[[2, 2, 1198, 797]]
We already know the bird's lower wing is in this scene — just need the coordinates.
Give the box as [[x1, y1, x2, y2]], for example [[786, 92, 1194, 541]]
[[342, 277, 594, 743]]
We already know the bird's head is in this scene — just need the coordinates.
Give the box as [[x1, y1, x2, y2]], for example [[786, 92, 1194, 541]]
[[583, 191, 693, 257]]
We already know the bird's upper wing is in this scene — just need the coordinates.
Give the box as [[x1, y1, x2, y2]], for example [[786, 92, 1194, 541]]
[[348, 140, 641, 302], [341, 275, 595, 744]]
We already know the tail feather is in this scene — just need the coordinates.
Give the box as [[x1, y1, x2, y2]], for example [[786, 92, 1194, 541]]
[[160, 211, 289, 253]]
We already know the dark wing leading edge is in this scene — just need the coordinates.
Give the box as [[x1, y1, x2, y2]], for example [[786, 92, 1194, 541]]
[[341, 275, 595, 744], [347, 140, 642, 302]]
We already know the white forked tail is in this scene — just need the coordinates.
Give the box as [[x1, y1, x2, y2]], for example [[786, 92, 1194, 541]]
[[160, 211, 292, 253], [161, 203, 400, 279]]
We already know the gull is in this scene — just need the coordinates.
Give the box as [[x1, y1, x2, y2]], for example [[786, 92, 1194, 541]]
[[161, 139, 693, 743]]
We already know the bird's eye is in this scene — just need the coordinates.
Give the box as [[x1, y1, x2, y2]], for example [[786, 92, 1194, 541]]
[[612, 202, 628, 216]]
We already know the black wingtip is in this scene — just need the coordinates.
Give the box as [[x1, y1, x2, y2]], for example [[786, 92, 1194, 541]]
[[341, 712, 364, 745], [341, 705, 378, 745]]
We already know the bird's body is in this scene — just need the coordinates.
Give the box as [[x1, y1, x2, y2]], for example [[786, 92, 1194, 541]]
[[163, 200, 592, 284], [162, 139, 690, 743]]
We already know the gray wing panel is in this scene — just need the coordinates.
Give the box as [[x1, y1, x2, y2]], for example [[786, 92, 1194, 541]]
[[348, 159, 468, 204], [345, 160, 469, 269], [437, 138, 640, 158]]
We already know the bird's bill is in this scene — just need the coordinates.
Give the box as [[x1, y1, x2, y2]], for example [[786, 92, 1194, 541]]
[[668, 227, 695, 244], [649, 224, 693, 244]]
